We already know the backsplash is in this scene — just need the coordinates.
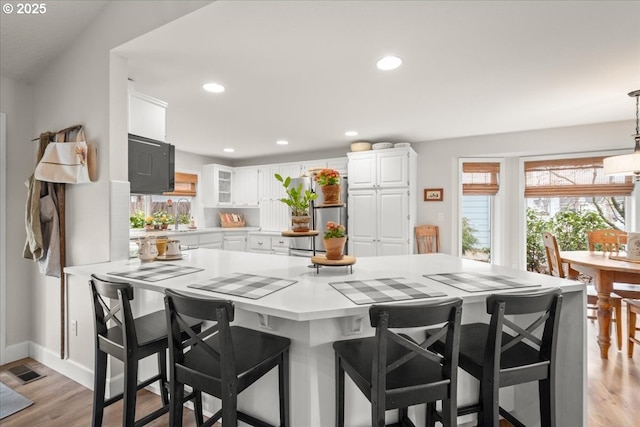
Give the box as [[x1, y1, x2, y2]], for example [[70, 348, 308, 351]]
[[203, 207, 260, 228]]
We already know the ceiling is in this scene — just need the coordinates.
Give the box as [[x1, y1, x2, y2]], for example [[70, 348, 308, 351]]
[[3, 1, 640, 161], [0, 1, 108, 82]]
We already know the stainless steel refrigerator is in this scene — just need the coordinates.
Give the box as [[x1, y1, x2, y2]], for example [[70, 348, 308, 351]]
[[289, 176, 348, 257]]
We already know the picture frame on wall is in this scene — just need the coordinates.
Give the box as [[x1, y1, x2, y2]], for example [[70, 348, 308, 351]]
[[424, 188, 443, 202]]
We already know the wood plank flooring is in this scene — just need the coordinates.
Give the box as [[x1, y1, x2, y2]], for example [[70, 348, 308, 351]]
[[1, 314, 638, 426]]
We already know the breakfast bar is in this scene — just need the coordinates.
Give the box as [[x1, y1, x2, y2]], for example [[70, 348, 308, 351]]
[[64, 249, 586, 426]]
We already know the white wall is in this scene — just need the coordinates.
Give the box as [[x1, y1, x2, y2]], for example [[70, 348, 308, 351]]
[[411, 119, 635, 268], [1, 1, 213, 367], [0, 77, 35, 363]]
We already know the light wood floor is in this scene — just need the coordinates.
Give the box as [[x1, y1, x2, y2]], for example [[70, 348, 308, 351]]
[[1, 315, 638, 427]]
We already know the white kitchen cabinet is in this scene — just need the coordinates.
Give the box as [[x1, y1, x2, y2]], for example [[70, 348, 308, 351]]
[[348, 188, 409, 256], [259, 163, 305, 231], [202, 164, 233, 208], [198, 232, 223, 249], [128, 90, 167, 142], [234, 166, 259, 207], [223, 232, 246, 252], [248, 234, 291, 255], [347, 148, 410, 189], [347, 148, 416, 256]]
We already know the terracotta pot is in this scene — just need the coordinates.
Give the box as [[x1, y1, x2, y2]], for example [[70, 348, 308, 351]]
[[321, 184, 340, 204], [291, 215, 311, 232], [323, 236, 346, 260], [160, 223, 168, 230]]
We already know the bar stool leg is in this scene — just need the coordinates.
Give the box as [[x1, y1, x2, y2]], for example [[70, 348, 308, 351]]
[[123, 357, 139, 427], [157, 350, 169, 406], [169, 378, 185, 427], [335, 354, 345, 427], [92, 349, 107, 427], [539, 377, 556, 427], [193, 390, 204, 426], [630, 304, 638, 358]]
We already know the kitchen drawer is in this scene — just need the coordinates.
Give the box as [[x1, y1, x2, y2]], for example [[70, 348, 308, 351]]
[[175, 234, 199, 250], [199, 232, 223, 245], [271, 236, 291, 249], [248, 235, 272, 251]]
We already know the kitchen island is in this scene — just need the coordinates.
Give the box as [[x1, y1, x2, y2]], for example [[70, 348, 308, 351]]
[[65, 250, 585, 426]]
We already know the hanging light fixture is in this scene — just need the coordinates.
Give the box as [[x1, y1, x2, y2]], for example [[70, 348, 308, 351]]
[[603, 90, 640, 181]]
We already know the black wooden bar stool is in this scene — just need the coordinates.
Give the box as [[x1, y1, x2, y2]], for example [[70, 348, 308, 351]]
[[90, 274, 200, 427], [164, 289, 291, 427], [333, 298, 463, 427], [428, 288, 563, 427]]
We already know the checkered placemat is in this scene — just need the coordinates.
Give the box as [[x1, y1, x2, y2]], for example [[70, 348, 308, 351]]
[[329, 277, 447, 305], [188, 273, 297, 299], [107, 264, 204, 282], [424, 272, 540, 293]]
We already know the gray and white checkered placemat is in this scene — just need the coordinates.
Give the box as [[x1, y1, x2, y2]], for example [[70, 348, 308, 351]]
[[107, 263, 204, 282], [188, 273, 297, 299], [424, 272, 539, 293], [329, 277, 447, 305]]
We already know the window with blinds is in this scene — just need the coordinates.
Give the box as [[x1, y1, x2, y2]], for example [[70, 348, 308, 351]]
[[163, 172, 198, 197], [462, 162, 500, 195], [524, 156, 633, 197]]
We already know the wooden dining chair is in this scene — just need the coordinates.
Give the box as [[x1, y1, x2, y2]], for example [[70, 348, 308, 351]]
[[587, 229, 640, 300], [626, 299, 640, 358], [587, 229, 627, 252], [333, 298, 463, 427], [542, 232, 623, 350], [415, 224, 440, 254]]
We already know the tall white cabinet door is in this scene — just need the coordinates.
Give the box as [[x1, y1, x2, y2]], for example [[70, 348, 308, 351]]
[[234, 167, 259, 207], [377, 151, 408, 188], [347, 152, 376, 189], [347, 190, 377, 256], [378, 189, 409, 255]]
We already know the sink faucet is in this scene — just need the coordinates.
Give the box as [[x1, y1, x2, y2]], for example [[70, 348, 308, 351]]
[[174, 198, 190, 230]]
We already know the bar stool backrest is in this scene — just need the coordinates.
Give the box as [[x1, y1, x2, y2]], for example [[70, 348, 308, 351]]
[[90, 274, 137, 353], [164, 289, 237, 386], [369, 298, 462, 407], [484, 288, 563, 379]]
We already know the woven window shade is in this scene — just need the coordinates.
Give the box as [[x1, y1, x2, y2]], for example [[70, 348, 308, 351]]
[[163, 172, 198, 196], [462, 162, 500, 195], [524, 156, 633, 197]]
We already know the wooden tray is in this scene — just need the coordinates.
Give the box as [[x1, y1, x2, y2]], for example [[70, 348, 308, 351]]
[[609, 254, 640, 264]]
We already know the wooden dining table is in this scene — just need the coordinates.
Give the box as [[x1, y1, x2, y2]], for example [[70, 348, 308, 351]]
[[560, 250, 640, 359]]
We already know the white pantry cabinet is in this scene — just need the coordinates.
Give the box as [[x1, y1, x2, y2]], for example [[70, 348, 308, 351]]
[[347, 148, 417, 256], [347, 149, 410, 189]]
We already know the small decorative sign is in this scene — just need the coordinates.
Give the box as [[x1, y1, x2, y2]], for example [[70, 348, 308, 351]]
[[424, 188, 443, 201]]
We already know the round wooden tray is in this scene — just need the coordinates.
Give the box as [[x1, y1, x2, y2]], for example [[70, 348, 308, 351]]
[[281, 230, 319, 237], [311, 255, 356, 266]]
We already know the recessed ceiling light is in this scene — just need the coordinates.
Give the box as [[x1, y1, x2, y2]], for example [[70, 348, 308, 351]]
[[376, 56, 403, 71], [203, 82, 225, 93], [345, 130, 359, 137], [223, 148, 235, 153], [276, 140, 289, 145]]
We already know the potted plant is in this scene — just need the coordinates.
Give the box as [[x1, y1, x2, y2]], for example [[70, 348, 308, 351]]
[[323, 221, 346, 260], [144, 216, 155, 231], [275, 173, 318, 231], [314, 168, 341, 204]]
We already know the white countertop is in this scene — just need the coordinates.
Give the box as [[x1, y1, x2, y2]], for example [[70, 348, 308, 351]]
[[65, 250, 583, 322]]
